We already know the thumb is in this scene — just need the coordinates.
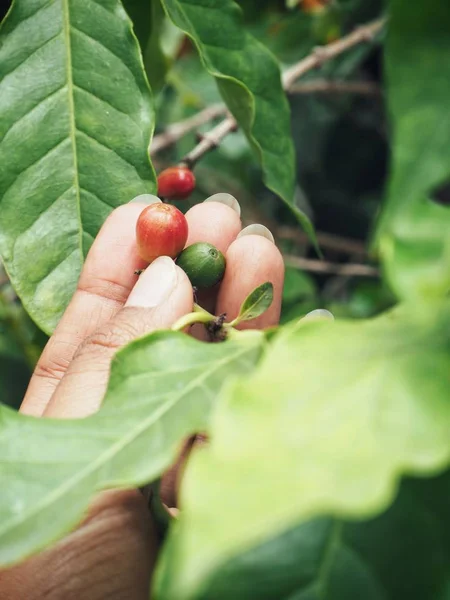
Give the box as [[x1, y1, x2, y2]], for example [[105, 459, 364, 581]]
[[44, 257, 193, 419]]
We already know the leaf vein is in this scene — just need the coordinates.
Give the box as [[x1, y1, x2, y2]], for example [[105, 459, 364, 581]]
[[0, 137, 70, 201], [1, 85, 66, 141], [1, 29, 62, 80], [72, 83, 139, 125], [76, 129, 140, 174], [69, 25, 136, 81]]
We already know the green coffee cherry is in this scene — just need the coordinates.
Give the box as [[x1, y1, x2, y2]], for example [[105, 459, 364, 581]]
[[176, 242, 226, 289]]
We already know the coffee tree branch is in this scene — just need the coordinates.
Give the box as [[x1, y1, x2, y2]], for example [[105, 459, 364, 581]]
[[151, 18, 385, 164], [288, 80, 381, 96], [151, 104, 227, 155], [281, 17, 385, 89], [284, 255, 378, 277]]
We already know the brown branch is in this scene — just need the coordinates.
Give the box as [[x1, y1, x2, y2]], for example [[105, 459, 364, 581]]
[[288, 80, 381, 96], [181, 116, 237, 169], [178, 18, 385, 167], [275, 225, 367, 257], [150, 103, 227, 155], [282, 18, 386, 89], [284, 254, 378, 277]]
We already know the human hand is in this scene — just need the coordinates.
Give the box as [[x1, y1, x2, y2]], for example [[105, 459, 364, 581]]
[[0, 197, 284, 599]]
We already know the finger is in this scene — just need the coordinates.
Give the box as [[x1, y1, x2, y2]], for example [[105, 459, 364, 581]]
[[217, 225, 284, 329], [21, 203, 148, 417], [184, 198, 241, 338], [44, 257, 193, 418], [185, 196, 241, 252]]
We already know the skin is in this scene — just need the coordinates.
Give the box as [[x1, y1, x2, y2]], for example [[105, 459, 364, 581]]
[[0, 201, 284, 600]]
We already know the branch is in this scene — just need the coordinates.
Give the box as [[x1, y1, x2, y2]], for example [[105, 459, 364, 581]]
[[282, 18, 386, 89], [275, 225, 367, 256], [288, 80, 381, 96], [181, 116, 237, 169], [151, 104, 227, 155], [284, 255, 378, 277], [178, 17, 385, 167]]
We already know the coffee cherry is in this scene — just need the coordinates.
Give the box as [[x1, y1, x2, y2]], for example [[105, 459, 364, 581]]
[[157, 166, 196, 200], [136, 203, 188, 263], [176, 242, 226, 289]]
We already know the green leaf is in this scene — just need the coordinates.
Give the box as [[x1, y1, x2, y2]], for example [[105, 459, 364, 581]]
[[0, 0, 156, 334], [162, 474, 449, 600], [155, 302, 450, 598], [376, 0, 450, 301], [159, 0, 317, 246], [231, 282, 273, 326], [0, 329, 264, 566], [123, 0, 169, 92]]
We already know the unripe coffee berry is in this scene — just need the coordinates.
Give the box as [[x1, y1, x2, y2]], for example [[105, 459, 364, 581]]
[[157, 166, 196, 200], [176, 242, 226, 289], [136, 203, 188, 263]]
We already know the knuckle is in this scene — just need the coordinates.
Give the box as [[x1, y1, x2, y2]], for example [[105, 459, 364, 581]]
[[33, 356, 70, 383], [78, 317, 141, 358]]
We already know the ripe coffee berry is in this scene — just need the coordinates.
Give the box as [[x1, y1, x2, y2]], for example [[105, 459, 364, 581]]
[[157, 166, 196, 200], [136, 203, 188, 263], [176, 242, 226, 289]]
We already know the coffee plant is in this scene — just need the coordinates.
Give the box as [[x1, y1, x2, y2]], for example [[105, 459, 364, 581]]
[[0, 0, 449, 598]]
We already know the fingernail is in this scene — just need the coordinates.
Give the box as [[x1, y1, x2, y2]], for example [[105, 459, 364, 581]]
[[237, 224, 274, 244], [128, 193, 162, 205], [301, 309, 334, 322], [163, 505, 180, 519], [126, 256, 177, 308], [203, 193, 241, 216]]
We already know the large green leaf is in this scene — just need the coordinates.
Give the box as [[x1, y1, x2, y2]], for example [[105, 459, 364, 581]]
[[376, 0, 450, 301], [155, 303, 450, 598], [158, 474, 449, 600], [160, 0, 316, 244], [0, 0, 156, 334], [0, 329, 264, 566]]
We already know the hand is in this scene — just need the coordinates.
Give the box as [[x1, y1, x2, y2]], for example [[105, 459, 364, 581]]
[[0, 198, 284, 600]]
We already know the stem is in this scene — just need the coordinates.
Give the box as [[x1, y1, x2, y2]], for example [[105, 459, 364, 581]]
[[182, 117, 237, 168], [153, 18, 386, 163], [288, 80, 381, 96], [171, 309, 215, 332], [284, 255, 378, 277], [282, 18, 386, 89], [151, 104, 227, 155]]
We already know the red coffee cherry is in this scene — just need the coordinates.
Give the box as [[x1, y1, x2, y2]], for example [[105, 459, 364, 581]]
[[136, 203, 188, 263], [157, 166, 196, 200]]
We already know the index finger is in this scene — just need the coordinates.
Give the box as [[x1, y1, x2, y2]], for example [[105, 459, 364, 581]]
[[20, 203, 147, 417]]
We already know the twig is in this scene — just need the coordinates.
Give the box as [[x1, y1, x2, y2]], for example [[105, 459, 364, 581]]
[[182, 117, 237, 169], [284, 255, 378, 277], [179, 18, 385, 167], [152, 78, 380, 156], [275, 225, 366, 256], [289, 80, 381, 96], [282, 18, 386, 89], [151, 104, 227, 155]]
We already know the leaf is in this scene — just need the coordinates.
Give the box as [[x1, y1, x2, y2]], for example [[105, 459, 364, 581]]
[[376, 0, 450, 301], [159, 474, 449, 600], [123, 0, 169, 92], [231, 282, 273, 326], [159, 0, 317, 247], [0, 0, 156, 334], [155, 302, 450, 598], [0, 329, 264, 566]]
